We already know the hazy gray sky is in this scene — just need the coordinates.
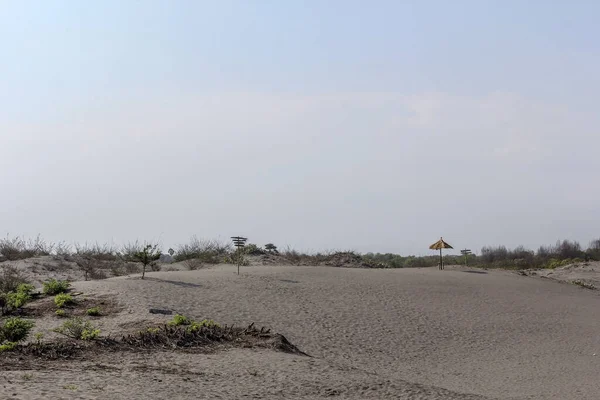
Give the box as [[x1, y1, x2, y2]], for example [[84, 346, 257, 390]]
[[1, 1, 599, 255]]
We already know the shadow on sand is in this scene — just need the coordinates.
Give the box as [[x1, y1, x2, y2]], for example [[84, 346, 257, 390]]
[[280, 279, 300, 284], [142, 277, 202, 288], [461, 270, 488, 275]]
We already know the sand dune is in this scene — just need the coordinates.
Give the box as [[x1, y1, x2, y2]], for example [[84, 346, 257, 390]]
[[2, 264, 600, 399]]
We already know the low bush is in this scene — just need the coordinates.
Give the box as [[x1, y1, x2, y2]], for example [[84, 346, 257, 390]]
[[54, 293, 74, 308], [183, 258, 203, 270], [0, 266, 29, 294], [43, 279, 70, 295], [86, 307, 101, 316], [5, 283, 35, 309], [245, 244, 265, 256], [73, 242, 118, 262], [54, 317, 100, 340], [55, 309, 66, 317], [0, 235, 54, 261], [543, 258, 577, 270], [175, 237, 231, 263], [167, 314, 220, 333], [0, 341, 17, 352], [0, 317, 34, 343], [168, 314, 191, 326], [187, 319, 220, 332]]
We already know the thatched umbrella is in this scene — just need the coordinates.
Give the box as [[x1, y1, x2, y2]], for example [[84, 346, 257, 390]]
[[429, 237, 453, 270]]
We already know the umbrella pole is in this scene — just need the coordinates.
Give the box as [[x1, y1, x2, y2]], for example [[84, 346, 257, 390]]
[[439, 248, 443, 270]]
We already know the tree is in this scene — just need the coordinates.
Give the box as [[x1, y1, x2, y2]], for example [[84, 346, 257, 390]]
[[130, 244, 162, 279], [74, 256, 96, 281], [245, 244, 265, 256], [587, 239, 600, 261], [264, 243, 278, 254]]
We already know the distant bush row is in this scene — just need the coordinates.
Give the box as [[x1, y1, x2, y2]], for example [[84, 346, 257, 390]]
[[0, 234, 599, 271], [364, 239, 600, 270]]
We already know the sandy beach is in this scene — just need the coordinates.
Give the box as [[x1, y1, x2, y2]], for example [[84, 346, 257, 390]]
[[2, 263, 599, 399]]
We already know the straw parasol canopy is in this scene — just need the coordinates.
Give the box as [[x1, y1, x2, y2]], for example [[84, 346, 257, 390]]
[[429, 237, 453, 270]]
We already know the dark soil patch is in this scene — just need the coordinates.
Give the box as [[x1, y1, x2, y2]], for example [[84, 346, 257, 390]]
[[0, 323, 307, 369], [21, 294, 122, 318]]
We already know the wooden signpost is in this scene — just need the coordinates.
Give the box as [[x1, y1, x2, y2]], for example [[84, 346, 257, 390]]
[[231, 236, 247, 275], [460, 249, 472, 266]]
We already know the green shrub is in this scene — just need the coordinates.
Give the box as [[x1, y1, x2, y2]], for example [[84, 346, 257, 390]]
[[81, 328, 100, 340], [54, 293, 74, 308], [34, 332, 44, 344], [0, 317, 34, 343], [55, 309, 66, 317], [16, 283, 35, 295], [5, 291, 30, 309], [54, 317, 100, 340], [245, 244, 265, 256], [43, 279, 70, 295], [187, 319, 220, 332], [86, 307, 101, 316], [0, 266, 30, 296], [1, 282, 36, 312], [168, 314, 191, 326], [167, 314, 220, 332], [0, 341, 17, 352]]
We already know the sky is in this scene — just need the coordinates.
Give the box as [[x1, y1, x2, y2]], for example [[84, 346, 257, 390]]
[[1, 1, 599, 255]]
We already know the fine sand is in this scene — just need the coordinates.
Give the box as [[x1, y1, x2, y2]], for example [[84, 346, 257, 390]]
[[2, 264, 600, 399]]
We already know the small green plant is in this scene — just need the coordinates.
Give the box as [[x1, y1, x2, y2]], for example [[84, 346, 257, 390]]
[[64, 385, 78, 391], [166, 314, 220, 332], [55, 309, 66, 317], [3, 283, 36, 311], [146, 327, 160, 334], [187, 319, 220, 333], [0, 317, 34, 343], [168, 314, 191, 326], [81, 328, 100, 340], [6, 291, 30, 309], [15, 283, 35, 295], [86, 307, 101, 316], [22, 373, 33, 381], [54, 317, 100, 340], [34, 332, 44, 345], [43, 279, 70, 295], [54, 293, 74, 308], [0, 341, 17, 352]]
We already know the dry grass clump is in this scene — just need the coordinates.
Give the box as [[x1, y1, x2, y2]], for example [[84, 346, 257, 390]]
[[0, 235, 55, 261], [0, 266, 29, 294], [183, 258, 204, 270], [53, 317, 100, 340], [280, 248, 386, 268], [73, 242, 119, 262], [175, 236, 231, 264]]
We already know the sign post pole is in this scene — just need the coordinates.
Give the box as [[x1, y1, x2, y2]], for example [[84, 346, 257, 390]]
[[460, 249, 472, 266], [231, 236, 248, 275]]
